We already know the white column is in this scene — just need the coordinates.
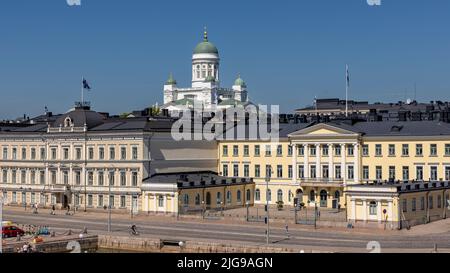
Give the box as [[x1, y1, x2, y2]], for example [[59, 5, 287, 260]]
[[164, 195, 168, 214], [362, 199, 368, 222], [292, 144, 297, 183], [328, 144, 334, 180], [304, 144, 309, 179], [316, 144, 321, 179], [388, 200, 393, 222], [154, 194, 158, 213], [144, 193, 149, 212], [354, 143, 360, 184], [341, 144, 347, 185]]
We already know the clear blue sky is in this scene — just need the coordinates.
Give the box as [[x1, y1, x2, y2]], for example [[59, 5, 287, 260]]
[[1, 0, 450, 119]]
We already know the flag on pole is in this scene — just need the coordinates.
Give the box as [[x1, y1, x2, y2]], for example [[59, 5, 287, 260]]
[[346, 65, 350, 88], [82, 78, 91, 90]]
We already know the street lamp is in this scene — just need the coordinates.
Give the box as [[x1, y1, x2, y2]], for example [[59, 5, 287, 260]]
[[265, 174, 271, 245], [107, 168, 113, 233], [0, 196, 4, 254]]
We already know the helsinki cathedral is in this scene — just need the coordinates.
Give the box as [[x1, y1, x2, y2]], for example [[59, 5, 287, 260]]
[[162, 29, 253, 112]]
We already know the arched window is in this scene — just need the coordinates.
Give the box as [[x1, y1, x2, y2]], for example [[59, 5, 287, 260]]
[[64, 117, 73, 127], [195, 193, 201, 206], [237, 190, 242, 203], [158, 195, 164, 207], [267, 189, 272, 202], [255, 189, 260, 201], [246, 189, 251, 202], [334, 191, 340, 200], [183, 194, 189, 206], [226, 191, 232, 204], [309, 190, 315, 202], [277, 190, 283, 202], [216, 192, 222, 205]]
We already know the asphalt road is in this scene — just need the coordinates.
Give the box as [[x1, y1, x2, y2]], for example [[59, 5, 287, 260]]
[[3, 209, 450, 252]]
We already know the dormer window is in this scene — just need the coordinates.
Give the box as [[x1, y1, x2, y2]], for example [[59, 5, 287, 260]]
[[64, 117, 73, 127]]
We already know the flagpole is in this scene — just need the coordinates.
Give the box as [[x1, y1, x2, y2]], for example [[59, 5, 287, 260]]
[[345, 65, 349, 118]]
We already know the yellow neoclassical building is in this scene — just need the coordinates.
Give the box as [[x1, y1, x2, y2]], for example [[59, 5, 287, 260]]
[[218, 121, 450, 228]]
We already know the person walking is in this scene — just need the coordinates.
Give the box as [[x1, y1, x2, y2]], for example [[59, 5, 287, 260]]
[[285, 223, 290, 239], [51, 204, 56, 215]]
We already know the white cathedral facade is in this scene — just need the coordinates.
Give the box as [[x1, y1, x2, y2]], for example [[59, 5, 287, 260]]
[[162, 30, 252, 112]]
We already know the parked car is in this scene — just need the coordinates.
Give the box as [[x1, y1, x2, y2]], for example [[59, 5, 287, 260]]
[[2, 226, 25, 238]]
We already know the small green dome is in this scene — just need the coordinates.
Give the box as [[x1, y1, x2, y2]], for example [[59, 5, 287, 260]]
[[205, 75, 216, 82], [166, 73, 177, 85], [193, 29, 219, 54], [234, 75, 246, 87]]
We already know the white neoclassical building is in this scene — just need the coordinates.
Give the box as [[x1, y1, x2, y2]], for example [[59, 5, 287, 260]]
[[162, 30, 253, 112]]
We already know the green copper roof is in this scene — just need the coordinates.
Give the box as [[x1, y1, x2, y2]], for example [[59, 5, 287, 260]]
[[166, 73, 177, 85], [193, 29, 219, 54], [234, 76, 246, 87], [205, 75, 216, 82]]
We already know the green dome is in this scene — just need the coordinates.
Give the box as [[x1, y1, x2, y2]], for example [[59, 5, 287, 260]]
[[193, 29, 219, 54], [194, 41, 219, 54], [165, 73, 177, 85], [234, 76, 246, 87]]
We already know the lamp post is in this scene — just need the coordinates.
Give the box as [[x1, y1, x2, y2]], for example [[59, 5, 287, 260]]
[[246, 201, 250, 222], [0, 196, 4, 254], [107, 168, 112, 233], [265, 175, 270, 245], [202, 200, 205, 220]]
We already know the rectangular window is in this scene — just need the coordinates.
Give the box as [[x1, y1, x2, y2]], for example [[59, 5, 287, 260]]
[[412, 198, 416, 212], [21, 170, 26, 184], [265, 145, 272, 156], [277, 165, 283, 178], [255, 165, 260, 178], [31, 148, 36, 160], [389, 166, 396, 181], [288, 145, 293, 156], [254, 145, 260, 156], [429, 196, 434, 209], [21, 148, 26, 160], [51, 148, 57, 160], [222, 165, 229, 177], [109, 195, 115, 208], [63, 171, 69, 184], [12, 148, 17, 160], [298, 146, 304, 156], [446, 166, 450, 181], [416, 166, 424, 181], [446, 144, 450, 156], [403, 166, 409, 181], [347, 166, 354, 180], [376, 166, 382, 180], [76, 148, 82, 160], [288, 165, 293, 178], [88, 147, 94, 160], [63, 148, 69, 160], [109, 171, 115, 186], [98, 172, 104, 186], [121, 196, 126, 208], [2, 147, 7, 160], [335, 146, 341, 156], [299, 165, 305, 179], [335, 166, 341, 179], [30, 171, 36, 185], [121, 147, 127, 160], [421, 197, 425, 210], [389, 144, 396, 156], [51, 171, 56, 184], [416, 144, 423, 156], [266, 165, 272, 178], [132, 147, 138, 160], [362, 145, 369, 156], [109, 147, 115, 160], [75, 171, 81, 185], [40, 171, 45, 185], [132, 172, 138, 187], [88, 171, 94, 186], [310, 146, 316, 156], [40, 148, 46, 160], [438, 195, 442, 209], [402, 199, 407, 213], [277, 145, 283, 156], [88, 195, 93, 207], [430, 166, 438, 181], [348, 146, 354, 156], [233, 164, 239, 177], [375, 144, 382, 156], [430, 144, 437, 156], [120, 172, 126, 186], [98, 195, 104, 207], [233, 145, 239, 157], [323, 165, 329, 178], [310, 165, 316, 179], [243, 145, 249, 157], [99, 147, 105, 160], [222, 145, 228, 156], [363, 166, 369, 180], [402, 144, 409, 156], [12, 170, 17, 184], [243, 165, 250, 177], [3, 170, 8, 183], [322, 146, 329, 156]]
